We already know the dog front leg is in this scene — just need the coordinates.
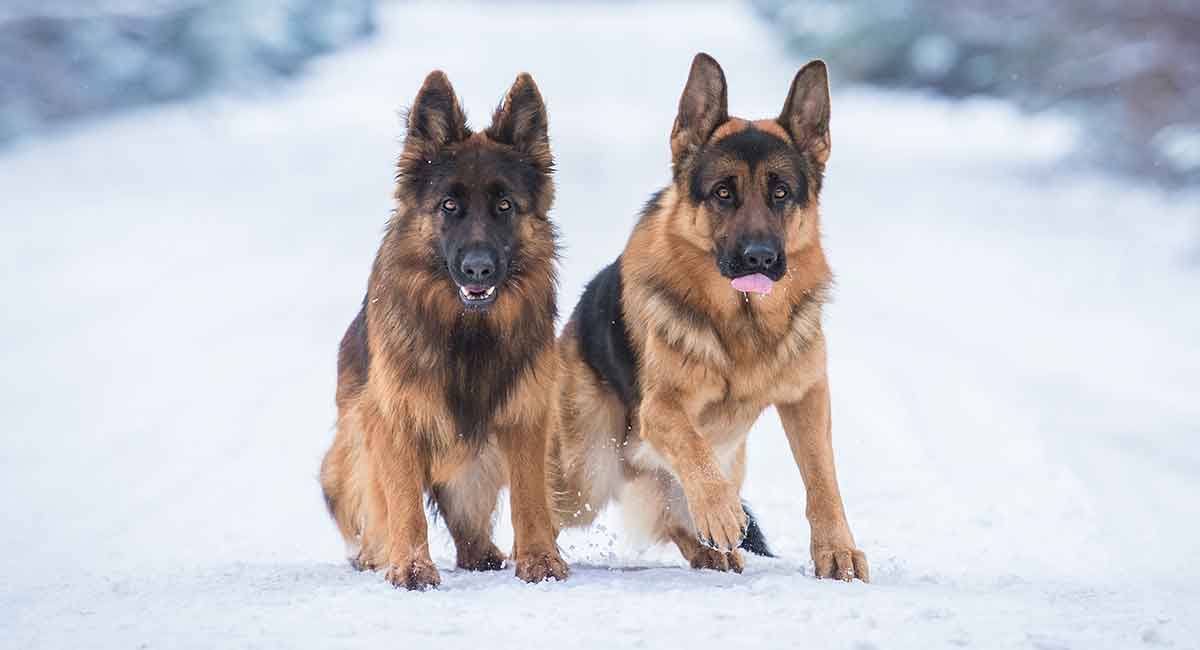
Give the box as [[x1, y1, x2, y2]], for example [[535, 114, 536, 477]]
[[777, 377, 868, 582], [638, 388, 747, 551], [362, 403, 440, 590], [499, 409, 569, 584]]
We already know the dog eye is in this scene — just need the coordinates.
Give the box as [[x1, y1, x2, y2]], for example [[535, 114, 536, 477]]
[[496, 198, 512, 213], [772, 185, 789, 200], [441, 198, 458, 213], [713, 185, 732, 201]]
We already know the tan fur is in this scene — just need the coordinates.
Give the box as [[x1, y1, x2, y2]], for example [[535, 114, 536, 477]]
[[548, 320, 629, 530], [548, 54, 868, 581], [320, 70, 567, 590]]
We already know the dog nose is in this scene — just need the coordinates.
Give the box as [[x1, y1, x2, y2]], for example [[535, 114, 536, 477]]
[[460, 250, 496, 280], [741, 243, 778, 270]]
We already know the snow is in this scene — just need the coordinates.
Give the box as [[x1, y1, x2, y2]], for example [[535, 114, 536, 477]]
[[2, 2, 1198, 648]]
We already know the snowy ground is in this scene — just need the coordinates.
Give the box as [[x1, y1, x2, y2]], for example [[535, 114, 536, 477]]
[[2, 3, 1198, 648]]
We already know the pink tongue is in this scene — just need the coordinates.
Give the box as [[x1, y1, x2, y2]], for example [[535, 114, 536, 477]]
[[731, 273, 773, 295]]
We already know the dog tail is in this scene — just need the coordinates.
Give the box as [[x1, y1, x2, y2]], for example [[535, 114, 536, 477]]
[[739, 502, 775, 557], [319, 433, 361, 547]]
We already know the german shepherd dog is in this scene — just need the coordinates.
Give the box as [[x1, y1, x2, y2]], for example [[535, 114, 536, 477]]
[[319, 71, 568, 590], [548, 54, 868, 581]]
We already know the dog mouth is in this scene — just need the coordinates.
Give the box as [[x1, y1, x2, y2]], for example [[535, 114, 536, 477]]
[[730, 272, 774, 296], [457, 283, 498, 307]]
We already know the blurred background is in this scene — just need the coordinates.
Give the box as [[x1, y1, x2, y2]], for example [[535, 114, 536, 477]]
[[756, 0, 1200, 186], [0, 0, 374, 143], [3, 0, 1198, 184], [1, 2, 1197, 649]]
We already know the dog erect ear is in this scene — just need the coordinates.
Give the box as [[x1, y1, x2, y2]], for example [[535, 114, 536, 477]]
[[404, 70, 469, 157], [779, 60, 831, 164], [488, 73, 553, 172], [671, 53, 728, 176]]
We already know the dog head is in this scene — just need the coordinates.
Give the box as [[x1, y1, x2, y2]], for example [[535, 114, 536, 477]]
[[668, 53, 830, 296], [395, 70, 555, 311]]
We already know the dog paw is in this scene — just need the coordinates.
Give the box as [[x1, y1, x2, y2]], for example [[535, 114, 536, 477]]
[[812, 546, 869, 582], [513, 550, 569, 583], [385, 558, 442, 591], [687, 482, 748, 551], [457, 543, 507, 572], [689, 546, 744, 573], [350, 548, 380, 572]]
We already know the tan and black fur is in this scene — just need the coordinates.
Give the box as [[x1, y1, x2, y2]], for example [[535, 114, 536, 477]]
[[549, 54, 868, 580], [320, 70, 568, 590]]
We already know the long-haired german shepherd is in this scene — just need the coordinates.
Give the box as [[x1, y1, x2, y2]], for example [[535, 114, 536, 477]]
[[548, 54, 868, 580], [319, 70, 568, 590]]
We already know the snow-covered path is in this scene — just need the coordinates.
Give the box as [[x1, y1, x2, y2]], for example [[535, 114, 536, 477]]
[[2, 3, 1198, 648]]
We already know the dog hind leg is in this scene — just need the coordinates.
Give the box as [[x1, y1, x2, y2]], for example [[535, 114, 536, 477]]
[[431, 445, 508, 571]]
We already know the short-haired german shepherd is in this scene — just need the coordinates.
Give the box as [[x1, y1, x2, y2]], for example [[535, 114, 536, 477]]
[[320, 70, 568, 590], [548, 54, 868, 580]]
